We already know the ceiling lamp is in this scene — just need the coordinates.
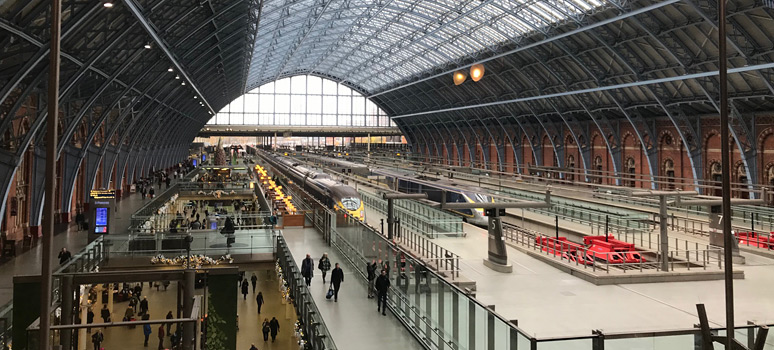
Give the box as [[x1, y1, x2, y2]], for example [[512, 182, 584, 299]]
[[470, 64, 485, 82], [103, 2, 113, 8], [168, 68, 173, 72], [144, 43, 151, 49], [453, 70, 467, 86]]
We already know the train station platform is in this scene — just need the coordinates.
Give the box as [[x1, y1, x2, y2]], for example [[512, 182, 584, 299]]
[[350, 180, 774, 338], [281, 227, 425, 350]]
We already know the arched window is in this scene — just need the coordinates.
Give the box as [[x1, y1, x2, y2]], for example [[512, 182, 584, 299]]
[[207, 75, 393, 127]]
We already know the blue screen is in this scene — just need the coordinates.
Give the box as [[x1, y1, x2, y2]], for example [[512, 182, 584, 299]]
[[95, 207, 108, 226], [192, 159, 197, 166], [202, 154, 206, 161]]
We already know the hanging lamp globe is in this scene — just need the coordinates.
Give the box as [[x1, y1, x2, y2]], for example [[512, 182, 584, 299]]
[[453, 70, 467, 85], [470, 64, 485, 82]]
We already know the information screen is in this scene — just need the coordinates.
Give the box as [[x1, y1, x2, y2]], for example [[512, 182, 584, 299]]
[[94, 226, 107, 233], [202, 154, 206, 161], [95, 207, 108, 226], [193, 159, 197, 166]]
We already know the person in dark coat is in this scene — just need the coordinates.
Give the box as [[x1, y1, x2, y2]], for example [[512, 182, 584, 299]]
[[140, 296, 149, 316], [301, 254, 314, 287], [58, 248, 72, 265], [330, 263, 344, 302], [241, 278, 249, 300], [261, 318, 270, 341], [366, 259, 378, 298], [91, 329, 103, 350], [166, 310, 174, 335], [100, 304, 110, 323], [318, 253, 331, 284], [250, 273, 258, 294], [256, 292, 264, 314], [375, 270, 391, 315], [269, 317, 280, 342]]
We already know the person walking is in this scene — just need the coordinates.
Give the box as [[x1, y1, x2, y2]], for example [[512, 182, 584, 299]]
[[366, 259, 378, 298], [301, 254, 314, 287], [58, 248, 72, 265], [100, 304, 111, 323], [256, 292, 264, 314], [143, 322, 152, 346], [269, 316, 280, 342], [241, 278, 249, 300], [250, 273, 258, 294], [149, 186, 155, 199], [318, 253, 331, 284], [140, 296, 149, 316], [261, 318, 270, 341], [124, 305, 134, 321], [157, 324, 166, 349], [375, 270, 391, 316], [330, 263, 344, 302], [91, 329, 103, 350], [165, 311, 173, 335]]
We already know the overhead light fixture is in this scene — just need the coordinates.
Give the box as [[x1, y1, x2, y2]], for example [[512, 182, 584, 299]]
[[144, 43, 151, 49], [470, 64, 485, 82], [453, 70, 467, 86], [194, 96, 197, 99], [103, 2, 113, 8], [168, 68, 173, 72], [175, 75, 180, 79], [181, 81, 186, 86]]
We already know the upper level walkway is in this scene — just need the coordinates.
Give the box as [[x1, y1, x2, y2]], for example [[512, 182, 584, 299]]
[[198, 125, 403, 137]]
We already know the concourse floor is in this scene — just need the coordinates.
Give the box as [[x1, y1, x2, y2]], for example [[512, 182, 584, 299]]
[[236, 269, 297, 350], [93, 281, 180, 350], [281, 227, 425, 350], [95, 268, 296, 350]]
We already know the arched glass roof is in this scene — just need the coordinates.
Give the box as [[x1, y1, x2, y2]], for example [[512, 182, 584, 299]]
[[246, 0, 610, 92], [208, 75, 394, 127]]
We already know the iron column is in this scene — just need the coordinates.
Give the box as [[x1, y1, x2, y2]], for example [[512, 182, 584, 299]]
[[718, 0, 735, 346], [41, 0, 62, 348]]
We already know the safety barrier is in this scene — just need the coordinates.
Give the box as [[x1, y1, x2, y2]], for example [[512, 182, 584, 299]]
[[359, 190, 464, 237]]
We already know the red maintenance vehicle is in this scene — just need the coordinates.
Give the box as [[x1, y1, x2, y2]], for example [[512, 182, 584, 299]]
[[535, 236, 593, 265], [583, 235, 645, 264], [735, 231, 772, 249]]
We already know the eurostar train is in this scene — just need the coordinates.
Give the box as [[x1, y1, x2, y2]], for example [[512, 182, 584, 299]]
[[370, 168, 492, 226], [267, 154, 365, 221]]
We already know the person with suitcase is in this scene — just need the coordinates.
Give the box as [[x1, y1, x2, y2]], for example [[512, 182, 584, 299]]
[[330, 263, 344, 302]]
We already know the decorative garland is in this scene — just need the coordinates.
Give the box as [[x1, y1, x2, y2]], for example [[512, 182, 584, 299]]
[[150, 254, 233, 269]]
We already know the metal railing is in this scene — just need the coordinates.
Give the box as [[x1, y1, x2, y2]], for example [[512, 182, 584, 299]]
[[502, 224, 723, 273], [276, 234, 338, 350], [359, 190, 464, 237]]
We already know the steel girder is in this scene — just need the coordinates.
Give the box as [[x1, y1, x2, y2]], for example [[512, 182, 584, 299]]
[[383, 1, 774, 189]]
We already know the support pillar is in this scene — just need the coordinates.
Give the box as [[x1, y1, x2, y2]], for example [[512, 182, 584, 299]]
[[482, 210, 513, 273], [182, 269, 195, 350], [107, 282, 114, 320], [659, 196, 669, 271], [78, 301, 88, 350], [60, 275, 73, 349], [387, 198, 394, 240]]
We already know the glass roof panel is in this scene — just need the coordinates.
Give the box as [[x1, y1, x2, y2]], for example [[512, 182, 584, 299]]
[[246, 0, 611, 92]]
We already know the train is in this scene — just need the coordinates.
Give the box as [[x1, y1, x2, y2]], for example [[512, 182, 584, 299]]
[[262, 152, 365, 221], [288, 152, 492, 226], [369, 167, 492, 226]]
